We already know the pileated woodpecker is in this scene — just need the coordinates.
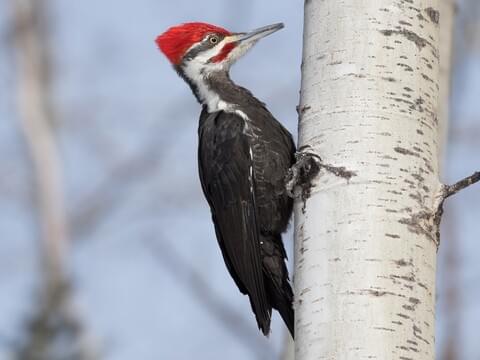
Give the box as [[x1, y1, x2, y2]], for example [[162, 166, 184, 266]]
[[156, 22, 295, 337]]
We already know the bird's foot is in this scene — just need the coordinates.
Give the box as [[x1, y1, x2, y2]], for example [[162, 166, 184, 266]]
[[285, 147, 321, 199]]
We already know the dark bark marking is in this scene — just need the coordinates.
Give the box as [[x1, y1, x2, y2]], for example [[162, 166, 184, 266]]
[[398, 210, 436, 246], [425, 7, 439, 24], [385, 233, 400, 239], [411, 173, 425, 182], [321, 163, 357, 180], [417, 282, 428, 291], [296, 104, 311, 115], [394, 259, 412, 267], [421, 73, 434, 83], [413, 324, 430, 345], [369, 290, 387, 297], [399, 274, 415, 282], [345, 73, 366, 78], [362, 289, 405, 298], [409, 297, 420, 305], [328, 60, 343, 65], [397, 63, 414, 72], [394, 146, 420, 157], [373, 327, 395, 332], [383, 76, 397, 82], [379, 28, 429, 49]]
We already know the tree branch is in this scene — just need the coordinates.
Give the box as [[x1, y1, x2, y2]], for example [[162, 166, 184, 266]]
[[443, 171, 480, 199], [70, 144, 161, 239], [13, 0, 67, 285], [12, 1, 98, 357], [431, 171, 480, 250]]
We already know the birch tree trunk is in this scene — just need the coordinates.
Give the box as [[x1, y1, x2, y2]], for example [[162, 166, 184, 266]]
[[295, 1, 441, 358]]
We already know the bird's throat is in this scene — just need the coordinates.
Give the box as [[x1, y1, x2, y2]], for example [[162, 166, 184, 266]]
[[180, 68, 236, 113]]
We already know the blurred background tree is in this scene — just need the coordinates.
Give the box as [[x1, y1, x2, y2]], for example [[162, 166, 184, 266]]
[[0, 0, 478, 359]]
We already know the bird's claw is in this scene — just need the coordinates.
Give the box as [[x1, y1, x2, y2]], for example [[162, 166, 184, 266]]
[[285, 150, 321, 198]]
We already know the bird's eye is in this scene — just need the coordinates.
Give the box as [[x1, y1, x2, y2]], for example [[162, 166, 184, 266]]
[[209, 35, 219, 44]]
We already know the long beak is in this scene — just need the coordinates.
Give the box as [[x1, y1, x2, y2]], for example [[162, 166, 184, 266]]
[[236, 23, 284, 43]]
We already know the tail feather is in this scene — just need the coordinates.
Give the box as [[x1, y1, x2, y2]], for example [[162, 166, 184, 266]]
[[248, 297, 272, 336], [269, 280, 294, 338], [261, 233, 295, 338]]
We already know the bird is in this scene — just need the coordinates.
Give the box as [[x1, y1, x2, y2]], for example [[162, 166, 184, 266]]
[[156, 22, 295, 338]]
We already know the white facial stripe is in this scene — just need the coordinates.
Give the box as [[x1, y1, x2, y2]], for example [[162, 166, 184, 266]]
[[182, 59, 222, 112], [182, 37, 232, 81], [222, 41, 254, 66], [195, 38, 230, 63], [180, 35, 254, 113]]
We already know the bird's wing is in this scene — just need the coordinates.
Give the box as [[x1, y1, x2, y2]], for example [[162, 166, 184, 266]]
[[198, 109, 271, 332]]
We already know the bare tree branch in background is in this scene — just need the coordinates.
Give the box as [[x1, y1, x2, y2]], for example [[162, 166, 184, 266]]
[[70, 139, 163, 239], [13, 0, 66, 286], [69, 99, 187, 239], [146, 236, 277, 360], [12, 0, 97, 358]]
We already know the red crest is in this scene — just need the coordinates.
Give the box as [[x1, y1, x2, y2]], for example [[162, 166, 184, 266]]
[[156, 22, 231, 65]]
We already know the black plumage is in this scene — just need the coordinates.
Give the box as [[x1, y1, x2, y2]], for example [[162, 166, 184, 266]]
[[197, 74, 295, 337], [156, 21, 295, 337]]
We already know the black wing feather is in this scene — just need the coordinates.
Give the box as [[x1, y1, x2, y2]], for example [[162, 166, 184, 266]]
[[198, 110, 271, 333]]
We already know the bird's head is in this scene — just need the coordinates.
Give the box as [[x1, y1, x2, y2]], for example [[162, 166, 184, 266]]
[[156, 22, 284, 80]]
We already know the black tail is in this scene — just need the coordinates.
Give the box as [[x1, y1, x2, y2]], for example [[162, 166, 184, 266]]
[[269, 279, 294, 338], [261, 233, 295, 338], [280, 286, 294, 339]]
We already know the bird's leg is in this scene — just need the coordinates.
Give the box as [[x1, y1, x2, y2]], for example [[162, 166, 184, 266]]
[[285, 146, 321, 200], [286, 145, 357, 203]]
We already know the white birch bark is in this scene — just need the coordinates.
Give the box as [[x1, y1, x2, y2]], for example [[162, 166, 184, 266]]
[[294, 1, 441, 359]]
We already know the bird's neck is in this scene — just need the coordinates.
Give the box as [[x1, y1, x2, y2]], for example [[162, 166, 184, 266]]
[[180, 68, 248, 114]]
